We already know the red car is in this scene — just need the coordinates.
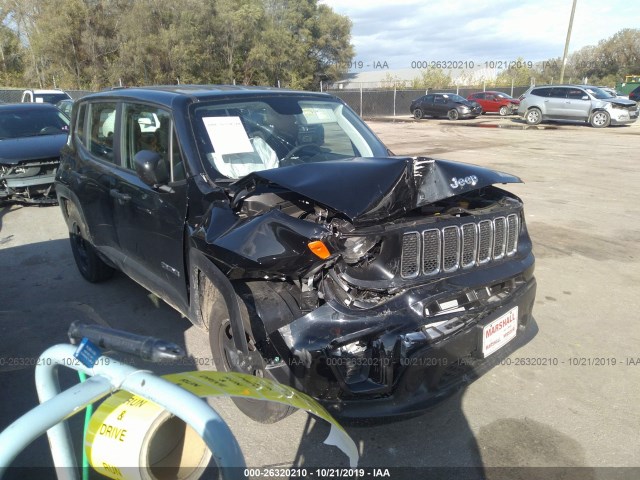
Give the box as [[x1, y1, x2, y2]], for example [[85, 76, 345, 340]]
[[467, 91, 520, 116]]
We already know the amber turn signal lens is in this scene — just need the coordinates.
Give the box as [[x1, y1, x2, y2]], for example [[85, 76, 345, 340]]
[[308, 240, 331, 259]]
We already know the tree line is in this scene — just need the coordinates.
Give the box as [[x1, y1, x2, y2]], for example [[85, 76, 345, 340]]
[[0, 0, 354, 90]]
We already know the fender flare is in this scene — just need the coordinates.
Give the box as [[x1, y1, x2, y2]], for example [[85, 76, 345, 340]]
[[188, 249, 248, 354]]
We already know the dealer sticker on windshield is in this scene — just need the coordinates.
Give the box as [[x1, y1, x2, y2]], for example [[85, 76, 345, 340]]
[[482, 306, 518, 357]]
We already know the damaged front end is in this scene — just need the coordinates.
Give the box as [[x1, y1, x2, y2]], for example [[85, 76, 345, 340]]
[[0, 158, 59, 204], [198, 156, 537, 418]]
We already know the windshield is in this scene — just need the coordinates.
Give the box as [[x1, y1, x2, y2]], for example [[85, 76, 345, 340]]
[[585, 87, 614, 99], [35, 93, 71, 104], [446, 94, 468, 103], [496, 93, 514, 99], [0, 107, 70, 139], [191, 96, 388, 179]]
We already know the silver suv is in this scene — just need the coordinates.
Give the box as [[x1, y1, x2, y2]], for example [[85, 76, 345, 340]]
[[517, 85, 638, 128]]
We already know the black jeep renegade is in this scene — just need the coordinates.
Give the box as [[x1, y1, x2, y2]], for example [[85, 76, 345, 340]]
[[55, 86, 536, 422]]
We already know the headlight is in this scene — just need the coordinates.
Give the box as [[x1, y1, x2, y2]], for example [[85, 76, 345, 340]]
[[459, 106, 470, 112], [342, 236, 380, 263]]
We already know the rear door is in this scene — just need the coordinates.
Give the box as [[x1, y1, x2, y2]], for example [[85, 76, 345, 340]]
[[545, 88, 569, 118], [418, 94, 435, 116], [110, 102, 189, 309], [69, 101, 120, 257]]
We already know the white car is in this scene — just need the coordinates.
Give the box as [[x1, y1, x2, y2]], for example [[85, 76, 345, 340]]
[[21, 89, 71, 105]]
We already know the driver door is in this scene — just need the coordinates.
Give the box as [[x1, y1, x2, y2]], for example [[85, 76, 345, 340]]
[[110, 102, 189, 309]]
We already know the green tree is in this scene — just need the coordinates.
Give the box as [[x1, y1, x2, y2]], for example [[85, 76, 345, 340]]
[[495, 57, 536, 87], [0, 24, 23, 86], [0, 0, 354, 90]]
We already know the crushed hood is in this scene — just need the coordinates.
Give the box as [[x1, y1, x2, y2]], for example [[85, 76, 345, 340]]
[[605, 98, 636, 108], [232, 157, 522, 225]]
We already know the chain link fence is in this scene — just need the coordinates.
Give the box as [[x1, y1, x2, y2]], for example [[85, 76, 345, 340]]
[[0, 88, 93, 103], [327, 85, 530, 118]]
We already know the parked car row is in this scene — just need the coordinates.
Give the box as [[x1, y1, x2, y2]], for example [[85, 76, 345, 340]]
[[410, 91, 521, 120], [410, 85, 638, 128]]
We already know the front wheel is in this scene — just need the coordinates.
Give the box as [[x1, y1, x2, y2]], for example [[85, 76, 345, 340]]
[[525, 108, 542, 125], [209, 288, 295, 424], [499, 105, 509, 116], [590, 111, 610, 128], [413, 108, 423, 119], [447, 109, 459, 121]]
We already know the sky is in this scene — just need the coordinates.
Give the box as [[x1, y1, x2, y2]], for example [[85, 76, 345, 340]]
[[319, 0, 639, 72]]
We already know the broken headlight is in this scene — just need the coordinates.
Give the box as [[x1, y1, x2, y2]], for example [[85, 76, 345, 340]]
[[341, 236, 380, 264]]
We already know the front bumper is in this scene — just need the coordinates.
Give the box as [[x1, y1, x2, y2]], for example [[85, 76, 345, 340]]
[[609, 106, 638, 125], [268, 256, 537, 419], [0, 164, 58, 204], [460, 107, 483, 118]]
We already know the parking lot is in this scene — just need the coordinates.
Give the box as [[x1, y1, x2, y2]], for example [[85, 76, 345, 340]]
[[1, 114, 639, 479]]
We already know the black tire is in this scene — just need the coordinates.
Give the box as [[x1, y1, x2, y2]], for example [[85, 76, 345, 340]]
[[590, 110, 610, 128], [525, 107, 542, 125], [413, 108, 423, 119], [68, 216, 114, 283], [499, 105, 509, 116], [208, 286, 295, 424], [447, 109, 459, 121]]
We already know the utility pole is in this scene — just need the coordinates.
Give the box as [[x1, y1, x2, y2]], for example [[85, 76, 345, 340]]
[[559, 0, 577, 84]]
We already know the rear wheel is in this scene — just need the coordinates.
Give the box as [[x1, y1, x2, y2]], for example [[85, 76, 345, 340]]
[[208, 285, 295, 424], [525, 107, 542, 125], [447, 109, 459, 120], [590, 111, 610, 128], [69, 218, 114, 283], [413, 108, 423, 119]]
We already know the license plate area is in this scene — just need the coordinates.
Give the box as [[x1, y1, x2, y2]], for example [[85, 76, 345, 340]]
[[481, 306, 518, 357]]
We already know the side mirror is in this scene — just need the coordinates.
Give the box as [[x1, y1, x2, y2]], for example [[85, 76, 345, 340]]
[[134, 150, 168, 187]]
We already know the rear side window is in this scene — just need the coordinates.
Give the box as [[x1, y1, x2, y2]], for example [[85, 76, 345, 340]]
[[531, 88, 552, 97], [74, 103, 86, 143], [83, 103, 117, 163]]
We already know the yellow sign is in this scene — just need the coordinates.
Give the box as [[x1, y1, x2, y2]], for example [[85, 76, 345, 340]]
[[86, 371, 358, 479]]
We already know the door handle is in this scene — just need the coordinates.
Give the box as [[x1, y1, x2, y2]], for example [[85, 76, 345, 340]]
[[110, 189, 131, 203]]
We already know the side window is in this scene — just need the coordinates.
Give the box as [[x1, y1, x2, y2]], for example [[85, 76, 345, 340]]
[[566, 89, 585, 100], [88, 103, 116, 163], [531, 88, 550, 97], [434, 95, 445, 104], [549, 88, 567, 98], [122, 103, 174, 180], [423, 95, 434, 104], [74, 103, 86, 146]]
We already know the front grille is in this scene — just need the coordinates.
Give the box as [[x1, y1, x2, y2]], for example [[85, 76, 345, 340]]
[[401, 214, 520, 278]]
